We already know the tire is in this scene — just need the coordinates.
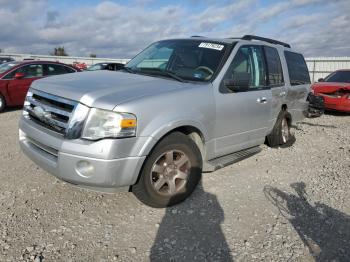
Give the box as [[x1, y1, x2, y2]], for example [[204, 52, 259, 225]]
[[0, 94, 5, 112], [266, 110, 291, 147], [132, 132, 202, 208]]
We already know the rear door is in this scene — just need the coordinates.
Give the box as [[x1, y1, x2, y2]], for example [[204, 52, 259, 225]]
[[5, 64, 44, 106], [283, 51, 310, 122], [214, 44, 272, 157], [263, 46, 287, 128]]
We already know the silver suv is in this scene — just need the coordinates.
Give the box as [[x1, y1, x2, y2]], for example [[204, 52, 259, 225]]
[[19, 35, 311, 207]]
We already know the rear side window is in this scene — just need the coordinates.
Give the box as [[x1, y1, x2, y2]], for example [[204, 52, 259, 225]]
[[264, 46, 284, 86], [284, 51, 310, 86], [46, 64, 75, 76]]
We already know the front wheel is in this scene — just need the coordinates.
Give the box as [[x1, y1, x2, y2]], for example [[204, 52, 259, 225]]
[[266, 110, 291, 147], [132, 132, 202, 208]]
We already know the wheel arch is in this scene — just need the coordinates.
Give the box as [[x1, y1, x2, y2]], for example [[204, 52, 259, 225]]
[[141, 123, 207, 161], [132, 124, 206, 188]]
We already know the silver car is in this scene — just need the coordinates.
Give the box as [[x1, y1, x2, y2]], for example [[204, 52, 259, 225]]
[[19, 35, 310, 207]]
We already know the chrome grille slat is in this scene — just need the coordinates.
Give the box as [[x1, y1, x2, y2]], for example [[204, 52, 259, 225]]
[[26, 108, 68, 128], [24, 90, 78, 135], [27, 96, 71, 117], [31, 89, 77, 106]]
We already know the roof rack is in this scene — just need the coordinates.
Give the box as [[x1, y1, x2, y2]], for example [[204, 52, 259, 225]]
[[241, 35, 291, 48]]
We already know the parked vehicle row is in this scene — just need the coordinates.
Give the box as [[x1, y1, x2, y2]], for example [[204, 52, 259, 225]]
[[0, 57, 15, 64], [87, 62, 124, 71], [0, 61, 78, 112], [0, 59, 127, 112]]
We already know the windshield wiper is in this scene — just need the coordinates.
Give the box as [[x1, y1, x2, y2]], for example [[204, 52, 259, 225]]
[[139, 68, 187, 83]]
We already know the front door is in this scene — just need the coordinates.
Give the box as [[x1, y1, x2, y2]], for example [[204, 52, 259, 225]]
[[6, 64, 44, 105], [214, 45, 272, 157]]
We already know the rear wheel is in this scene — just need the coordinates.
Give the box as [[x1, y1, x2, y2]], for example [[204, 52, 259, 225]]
[[266, 110, 291, 147], [132, 132, 202, 208], [0, 95, 6, 112]]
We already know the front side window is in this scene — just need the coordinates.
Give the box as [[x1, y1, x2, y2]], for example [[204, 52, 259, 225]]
[[222, 45, 267, 90], [264, 46, 284, 86], [324, 71, 350, 83], [284, 51, 310, 86], [21, 64, 44, 78], [125, 40, 229, 82], [3, 64, 43, 79]]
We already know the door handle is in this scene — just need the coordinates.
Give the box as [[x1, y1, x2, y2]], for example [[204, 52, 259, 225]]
[[279, 91, 286, 97], [257, 97, 267, 104]]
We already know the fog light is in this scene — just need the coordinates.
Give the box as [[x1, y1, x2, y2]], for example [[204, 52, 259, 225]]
[[76, 161, 94, 178]]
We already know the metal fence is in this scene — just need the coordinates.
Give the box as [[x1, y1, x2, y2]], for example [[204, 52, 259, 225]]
[[0, 53, 129, 66], [306, 57, 350, 82], [1, 53, 350, 82]]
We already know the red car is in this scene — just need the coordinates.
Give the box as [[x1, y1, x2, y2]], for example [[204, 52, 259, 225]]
[[0, 61, 78, 112], [312, 70, 350, 113]]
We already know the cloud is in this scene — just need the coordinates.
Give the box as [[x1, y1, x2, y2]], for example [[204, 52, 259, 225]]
[[0, 0, 349, 58]]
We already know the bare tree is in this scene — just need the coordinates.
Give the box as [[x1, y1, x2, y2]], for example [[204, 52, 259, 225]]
[[51, 47, 68, 56]]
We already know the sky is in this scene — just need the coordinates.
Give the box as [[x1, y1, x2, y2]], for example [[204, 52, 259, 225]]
[[0, 0, 349, 58]]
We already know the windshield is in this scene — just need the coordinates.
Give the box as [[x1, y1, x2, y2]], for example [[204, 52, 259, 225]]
[[0, 62, 20, 74], [324, 71, 350, 83], [125, 39, 228, 82], [87, 63, 106, 71]]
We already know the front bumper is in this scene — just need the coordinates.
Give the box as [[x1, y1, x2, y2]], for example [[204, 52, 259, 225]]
[[19, 117, 154, 190], [317, 94, 350, 113], [306, 93, 325, 118]]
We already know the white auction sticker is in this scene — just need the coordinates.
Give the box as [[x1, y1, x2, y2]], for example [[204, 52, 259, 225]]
[[198, 42, 224, 51]]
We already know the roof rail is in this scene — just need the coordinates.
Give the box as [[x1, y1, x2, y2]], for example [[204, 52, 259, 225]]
[[242, 35, 291, 48], [191, 35, 205, 38]]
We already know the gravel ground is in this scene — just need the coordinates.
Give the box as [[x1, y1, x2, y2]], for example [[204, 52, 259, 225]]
[[0, 109, 349, 262]]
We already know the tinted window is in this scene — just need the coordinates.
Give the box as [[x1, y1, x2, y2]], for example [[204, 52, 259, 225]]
[[64, 66, 76, 73], [324, 71, 350, 83], [222, 45, 266, 90], [46, 64, 74, 76], [265, 46, 284, 86], [284, 51, 310, 86], [4, 64, 43, 79]]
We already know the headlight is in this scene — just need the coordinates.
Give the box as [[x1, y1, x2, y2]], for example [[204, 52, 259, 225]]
[[81, 108, 137, 140]]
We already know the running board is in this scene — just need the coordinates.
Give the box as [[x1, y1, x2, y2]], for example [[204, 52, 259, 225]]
[[203, 146, 262, 172]]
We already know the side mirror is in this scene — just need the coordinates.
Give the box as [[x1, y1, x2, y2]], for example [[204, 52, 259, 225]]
[[14, 72, 25, 79], [223, 79, 249, 92], [318, 78, 324, 82]]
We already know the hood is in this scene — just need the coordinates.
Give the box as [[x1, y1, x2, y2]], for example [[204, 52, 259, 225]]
[[31, 71, 194, 110], [312, 82, 350, 93]]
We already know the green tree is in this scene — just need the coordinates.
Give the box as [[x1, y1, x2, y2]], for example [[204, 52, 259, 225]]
[[51, 47, 68, 56]]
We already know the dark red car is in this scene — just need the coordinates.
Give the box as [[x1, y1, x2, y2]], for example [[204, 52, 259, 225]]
[[312, 70, 350, 113], [0, 61, 78, 112]]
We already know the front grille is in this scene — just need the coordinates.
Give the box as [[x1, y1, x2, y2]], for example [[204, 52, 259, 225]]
[[24, 90, 78, 135]]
